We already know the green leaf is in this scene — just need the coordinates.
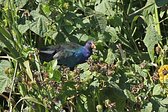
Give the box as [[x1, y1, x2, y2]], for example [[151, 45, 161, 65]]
[[14, 96, 45, 109], [160, 97, 168, 105], [158, 106, 167, 112], [143, 25, 161, 62], [18, 20, 32, 34], [156, 0, 168, 7], [80, 70, 92, 82], [141, 102, 153, 112], [18, 83, 27, 96], [100, 85, 126, 111], [0, 60, 11, 75], [14, 0, 28, 9], [124, 89, 137, 102], [76, 97, 87, 112], [30, 10, 48, 37], [94, 13, 107, 33], [105, 48, 115, 64], [24, 60, 34, 82], [105, 26, 118, 42], [42, 4, 51, 16], [0, 75, 11, 93], [0, 60, 11, 93], [90, 79, 99, 87], [77, 63, 89, 71], [0, 26, 25, 65], [95, 0, 114, 16], [152, 84, 162, 96], [49, 69, 61, 82]]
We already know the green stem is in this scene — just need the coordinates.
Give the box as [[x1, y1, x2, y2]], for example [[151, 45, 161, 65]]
[[9, 61, 18, 112]]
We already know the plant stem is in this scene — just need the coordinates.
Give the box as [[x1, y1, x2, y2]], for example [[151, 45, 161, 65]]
[[9, 61, 18, 112]]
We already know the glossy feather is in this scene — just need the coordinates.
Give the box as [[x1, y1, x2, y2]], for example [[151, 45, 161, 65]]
[[39, 41, 95, 70]]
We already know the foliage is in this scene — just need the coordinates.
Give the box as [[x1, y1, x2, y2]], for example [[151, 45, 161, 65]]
[[0, 0, 168, 111]]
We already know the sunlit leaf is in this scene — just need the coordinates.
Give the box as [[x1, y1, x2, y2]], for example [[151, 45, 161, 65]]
[[95, 0, 114, 16], [0, 60, 11, 93], [143, 25, 161, 62], [30, 10, 48, 37], [124, 89, 137, 102], [24, 60, 34, 81], [152, 84, 162, 96], [14, 0, 28, 9], [141, 103, 153, 112], [49, 69, 61, 82], [0, 75, 11, 93], [94, 13, 107, 33], [105, 48, 115, 64], [18, 20, 32, 34]]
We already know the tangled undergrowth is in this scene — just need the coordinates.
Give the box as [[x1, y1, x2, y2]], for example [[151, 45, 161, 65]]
[[1, 0, 168, 111]]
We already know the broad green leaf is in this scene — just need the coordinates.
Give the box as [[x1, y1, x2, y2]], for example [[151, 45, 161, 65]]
[[158, 107, 167, 112], [143, 25, 161, 62], [105, 26, 118, 42], [30, 10, 48, 37], [0, 60, 11, 93], [77, 63, 89, 70], [141, 102, 153, 112], [18, 20, 32, 34], [0, 60, 11, 75], [95, 0, 115, 16], [94, 13, 107, 33], [160, 97, 168, 105], [0, 75, 11, 93], [105, 48, 115, 64], [152, 84, 162, 95]]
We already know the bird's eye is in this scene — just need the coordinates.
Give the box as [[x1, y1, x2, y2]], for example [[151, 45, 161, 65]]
[[89, 42, 92, 45]]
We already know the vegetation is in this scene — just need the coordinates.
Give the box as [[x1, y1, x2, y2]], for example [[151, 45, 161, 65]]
[[0, 0, 168, 111]]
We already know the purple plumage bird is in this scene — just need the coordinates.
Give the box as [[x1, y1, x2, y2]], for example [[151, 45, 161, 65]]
[[39, 41, 96, 70]]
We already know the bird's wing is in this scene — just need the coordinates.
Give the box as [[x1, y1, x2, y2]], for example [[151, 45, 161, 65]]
[[53, 48, 79, 60], [40, 42, 83, 61], [40, 42, 82, 60]]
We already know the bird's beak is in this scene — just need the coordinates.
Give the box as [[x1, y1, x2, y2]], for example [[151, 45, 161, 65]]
[[91, 42, 96, 49]]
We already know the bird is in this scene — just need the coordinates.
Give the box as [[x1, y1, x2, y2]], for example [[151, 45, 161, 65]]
[[39, 41, 96, 70]]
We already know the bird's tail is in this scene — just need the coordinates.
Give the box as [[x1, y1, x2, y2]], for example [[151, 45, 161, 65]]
[[39, 50, 54, 63]]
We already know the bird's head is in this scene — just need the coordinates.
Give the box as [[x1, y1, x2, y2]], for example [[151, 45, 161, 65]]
[[84, 41, 96, 50]]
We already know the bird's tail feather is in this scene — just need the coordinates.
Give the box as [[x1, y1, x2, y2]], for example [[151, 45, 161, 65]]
[[39, 52, 53, 63]]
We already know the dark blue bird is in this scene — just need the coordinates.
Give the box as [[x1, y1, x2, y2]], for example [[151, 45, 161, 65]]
[[39, 41, 96, 70]]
